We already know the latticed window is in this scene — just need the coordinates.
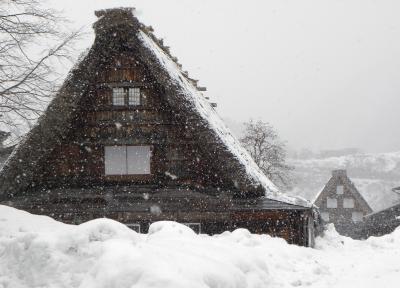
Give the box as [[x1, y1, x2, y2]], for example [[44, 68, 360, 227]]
[[112, 88, 125, 106], [112, 87, 141, 106], [128, 87, 141, 106]]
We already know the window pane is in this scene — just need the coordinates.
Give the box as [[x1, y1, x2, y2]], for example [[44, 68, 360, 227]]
[[127, 146, 151, 174], [321, 212, 330, 222], [183, 223, 201, 234], [104, 146, 127, 175], [326, 198, 337, 208], [352, 212, 364, 222], [343, 198, 355, 208], [128, 87, 141, 106], [126, 223, 141, 233], [112, 88, 125, 106], [336, 185, 344, 194]]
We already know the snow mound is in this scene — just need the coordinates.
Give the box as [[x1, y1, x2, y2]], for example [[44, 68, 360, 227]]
[[0, 205, 399, 288]]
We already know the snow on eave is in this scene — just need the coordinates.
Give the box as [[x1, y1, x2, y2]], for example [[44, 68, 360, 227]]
[[364, 202, 400, 218], [138, 30, 310, 208]]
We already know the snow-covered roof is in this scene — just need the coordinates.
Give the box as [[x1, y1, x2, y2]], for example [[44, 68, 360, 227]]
[[137, 30, 309, 207]]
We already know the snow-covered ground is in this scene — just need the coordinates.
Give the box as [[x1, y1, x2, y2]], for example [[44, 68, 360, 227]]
[[0, 205, 399, 288]]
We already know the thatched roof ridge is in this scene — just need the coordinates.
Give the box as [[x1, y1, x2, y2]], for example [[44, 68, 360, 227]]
[[0, 8, 310, 208]]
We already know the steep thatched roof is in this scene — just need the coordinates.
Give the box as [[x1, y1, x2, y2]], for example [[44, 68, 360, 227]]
[[0, 8, 310, 207]]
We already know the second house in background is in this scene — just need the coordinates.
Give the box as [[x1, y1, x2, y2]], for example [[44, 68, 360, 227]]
[[314, 169, 372, 237]]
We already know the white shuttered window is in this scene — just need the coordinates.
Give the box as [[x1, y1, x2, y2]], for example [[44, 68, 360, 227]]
[[105, 145, 151, 175], [326, 198, 337, 208], [104, 146, 127, 175], [343, 198, 355, 208], [127, 146, 151, 174]]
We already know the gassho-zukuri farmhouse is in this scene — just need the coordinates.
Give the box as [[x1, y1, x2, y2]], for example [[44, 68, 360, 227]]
[[0, 8, 317, 246]]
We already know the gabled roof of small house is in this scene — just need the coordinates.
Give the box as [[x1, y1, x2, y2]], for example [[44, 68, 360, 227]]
[[314, 169, 372, 213], [0, 8, 310, 208]]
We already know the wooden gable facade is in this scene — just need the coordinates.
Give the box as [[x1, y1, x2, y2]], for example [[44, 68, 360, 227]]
[[314, 169, 372, 237], [0, 8, 316, 246]]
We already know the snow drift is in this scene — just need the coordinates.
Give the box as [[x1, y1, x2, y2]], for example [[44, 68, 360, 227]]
[[0, 205, 399, 288]]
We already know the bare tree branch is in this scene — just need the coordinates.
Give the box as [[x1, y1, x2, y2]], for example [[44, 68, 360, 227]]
[[241, 120, 294, 189], [0, 0, 81, 130]]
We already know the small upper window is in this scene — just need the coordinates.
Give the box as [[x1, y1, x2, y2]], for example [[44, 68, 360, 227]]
[[112, 87, 141, 106], [128, 87, 141, 105], [343, 198, 355, 208], [326, 198, 337, 208], [112, 88, 125, 106], [336, 185, 344, 195]]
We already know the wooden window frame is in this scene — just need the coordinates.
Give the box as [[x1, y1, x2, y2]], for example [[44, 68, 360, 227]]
[[112, 87, 142, 106], [112, 87, 125, 106], [104, 145, 152, 176], [128, 87, 141, 106], [126, 223, 141, 233], [183, 223, 201, 234]]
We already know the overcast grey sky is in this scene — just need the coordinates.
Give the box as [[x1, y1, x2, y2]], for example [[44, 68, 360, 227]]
[[48, 0, 400, 153]]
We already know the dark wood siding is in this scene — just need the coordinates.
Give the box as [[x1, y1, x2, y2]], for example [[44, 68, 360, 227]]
[[36, 54, 228, 190]]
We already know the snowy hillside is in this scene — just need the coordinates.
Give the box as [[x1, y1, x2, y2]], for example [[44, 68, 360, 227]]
[[287, 151, 400, 211], [0, 205, 399, 288]]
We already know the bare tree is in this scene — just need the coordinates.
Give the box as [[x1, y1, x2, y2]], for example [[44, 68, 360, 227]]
[[240, 120, 294, 189], [0, 0, 79, 128]]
